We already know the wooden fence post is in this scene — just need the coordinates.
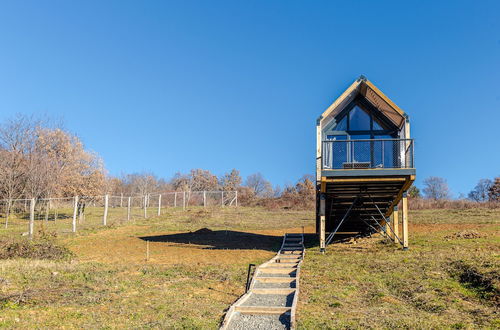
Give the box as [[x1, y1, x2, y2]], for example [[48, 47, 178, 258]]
[[120, 193, 123, 207], [127, 196, 131, 222], [143, 195, 147, 218], [221, 191, 224, 207], [203, 191, 206, 208], [183, 191, 186, 210], [157, 194, 162, 216], [174, 192, 177, 207], [72, 196, 78, 233], [29, 198, 35, 239], [235, 190, 238, 207], [103, 194, 109, 226]]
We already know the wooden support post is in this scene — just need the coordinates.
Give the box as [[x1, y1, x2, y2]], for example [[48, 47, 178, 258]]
[[386, 217, 394, 241], [120, 193, 123, 207], [183, 191, 186, 210], [127, 196, 131, 222], [157, 194, 162, 216], [29, 198, 35, 239], [319, 194, 326, 253], [72, 196, 78, 233], [235, 190, 238, 207], [103, 194, 109, 226], [144, 195, 147, 218], [402, 193, 409, 250], [174, 192, 177, 207], [203, 191, 206, 208], [221, 191, 224, 207], [393, 206, 399, 245]]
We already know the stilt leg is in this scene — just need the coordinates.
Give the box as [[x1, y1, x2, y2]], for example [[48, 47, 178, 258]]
[[319, 193, 326, 253], [393, 206, 399, 245], [402, 193, 409, 250]]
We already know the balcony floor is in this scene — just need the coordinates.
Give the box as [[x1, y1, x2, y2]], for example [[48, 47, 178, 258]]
[[322, 168, 416, 178]]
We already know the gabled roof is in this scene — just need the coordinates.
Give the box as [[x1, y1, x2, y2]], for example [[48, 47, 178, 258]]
[[318, 76, 408, 129]]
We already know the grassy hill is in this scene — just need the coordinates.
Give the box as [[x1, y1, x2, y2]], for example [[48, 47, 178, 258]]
[[0, 207, 498, 328]]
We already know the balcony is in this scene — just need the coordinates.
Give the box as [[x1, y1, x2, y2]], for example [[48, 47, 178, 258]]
[[321, 139, 414, 176]]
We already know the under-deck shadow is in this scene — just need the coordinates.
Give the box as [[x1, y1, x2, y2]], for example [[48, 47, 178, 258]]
[[303, 232, 366, 249], [139, 228, 283, 251]]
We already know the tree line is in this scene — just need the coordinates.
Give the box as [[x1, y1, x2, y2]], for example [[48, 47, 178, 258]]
[[408, 176, 500, 202], [1, 115, 497, 211]]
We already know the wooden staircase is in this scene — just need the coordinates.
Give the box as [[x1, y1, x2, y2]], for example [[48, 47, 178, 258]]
[[220, 233, 305, 330]]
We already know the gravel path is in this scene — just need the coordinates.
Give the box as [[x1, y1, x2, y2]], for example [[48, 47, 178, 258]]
[[241, 293, 294, 307], [227, 313, 290, 330]]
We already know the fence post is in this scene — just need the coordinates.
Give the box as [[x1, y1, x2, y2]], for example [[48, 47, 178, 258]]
[[203, 191, 206, 208], [235, 190, 238, 207], [144, 195, 147, 218], [120, 193, 123, 207], [183, 191, 186, 210], [157, 194, 162, 216], [221, 191, 224, 207], [29, 198, 35, 239], [72, 196, 78, 233], [127, 196, 131, 222], [103, 194, 109, 226], [174, 192, 177, 207]]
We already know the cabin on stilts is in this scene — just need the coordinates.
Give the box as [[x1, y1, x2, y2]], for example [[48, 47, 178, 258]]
[[316, 76, 415, 252]]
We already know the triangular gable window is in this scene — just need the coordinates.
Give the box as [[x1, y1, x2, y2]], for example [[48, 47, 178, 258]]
[[349, 106, 371, 131], [334, 116, 347, 131], [373, 116, 385, 130]]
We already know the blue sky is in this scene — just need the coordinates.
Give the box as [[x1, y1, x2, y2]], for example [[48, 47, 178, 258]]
[[0, 0, 498, 197]]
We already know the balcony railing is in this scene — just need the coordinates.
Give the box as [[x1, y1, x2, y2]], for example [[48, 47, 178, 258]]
[[322, 139, 414, 170]]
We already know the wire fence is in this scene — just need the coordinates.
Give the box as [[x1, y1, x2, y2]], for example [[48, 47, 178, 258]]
[[0, 191, 238, 239]]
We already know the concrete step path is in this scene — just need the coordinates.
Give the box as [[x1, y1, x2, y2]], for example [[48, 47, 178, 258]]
[[220, 233, 305, 330]]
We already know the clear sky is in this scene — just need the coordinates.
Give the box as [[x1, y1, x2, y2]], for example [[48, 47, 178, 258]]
[[0, 0, 498, 197]]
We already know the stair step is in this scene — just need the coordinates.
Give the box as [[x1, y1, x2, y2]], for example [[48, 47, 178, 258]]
[[234, 306, 291, 315], [255, 277, 296, 283], [258, 268, 296, 274], [252, 288, 296, 295], [272, 260, 299, 265]]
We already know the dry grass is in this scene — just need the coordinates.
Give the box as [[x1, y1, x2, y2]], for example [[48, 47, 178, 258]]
[[298, 209, 500, 329], [0, 207, 498, 328]]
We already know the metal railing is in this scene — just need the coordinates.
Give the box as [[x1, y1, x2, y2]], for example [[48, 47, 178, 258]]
[[322, 138, 414, 170]]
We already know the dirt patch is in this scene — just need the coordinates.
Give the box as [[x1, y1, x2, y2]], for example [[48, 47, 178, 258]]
[[450, 260, 500, 306], [0, 239, 72, 260], [445, 230, 485, 240]]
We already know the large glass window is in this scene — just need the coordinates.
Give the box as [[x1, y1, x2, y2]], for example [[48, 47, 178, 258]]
[[348, 106, 371, 131], [326, 100, 400, 169]]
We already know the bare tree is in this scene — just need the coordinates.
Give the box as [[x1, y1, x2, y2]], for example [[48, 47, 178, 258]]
[[245, 173, 273, 197], [422, 176, 451, 200], [468, 179, 493, 202]]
